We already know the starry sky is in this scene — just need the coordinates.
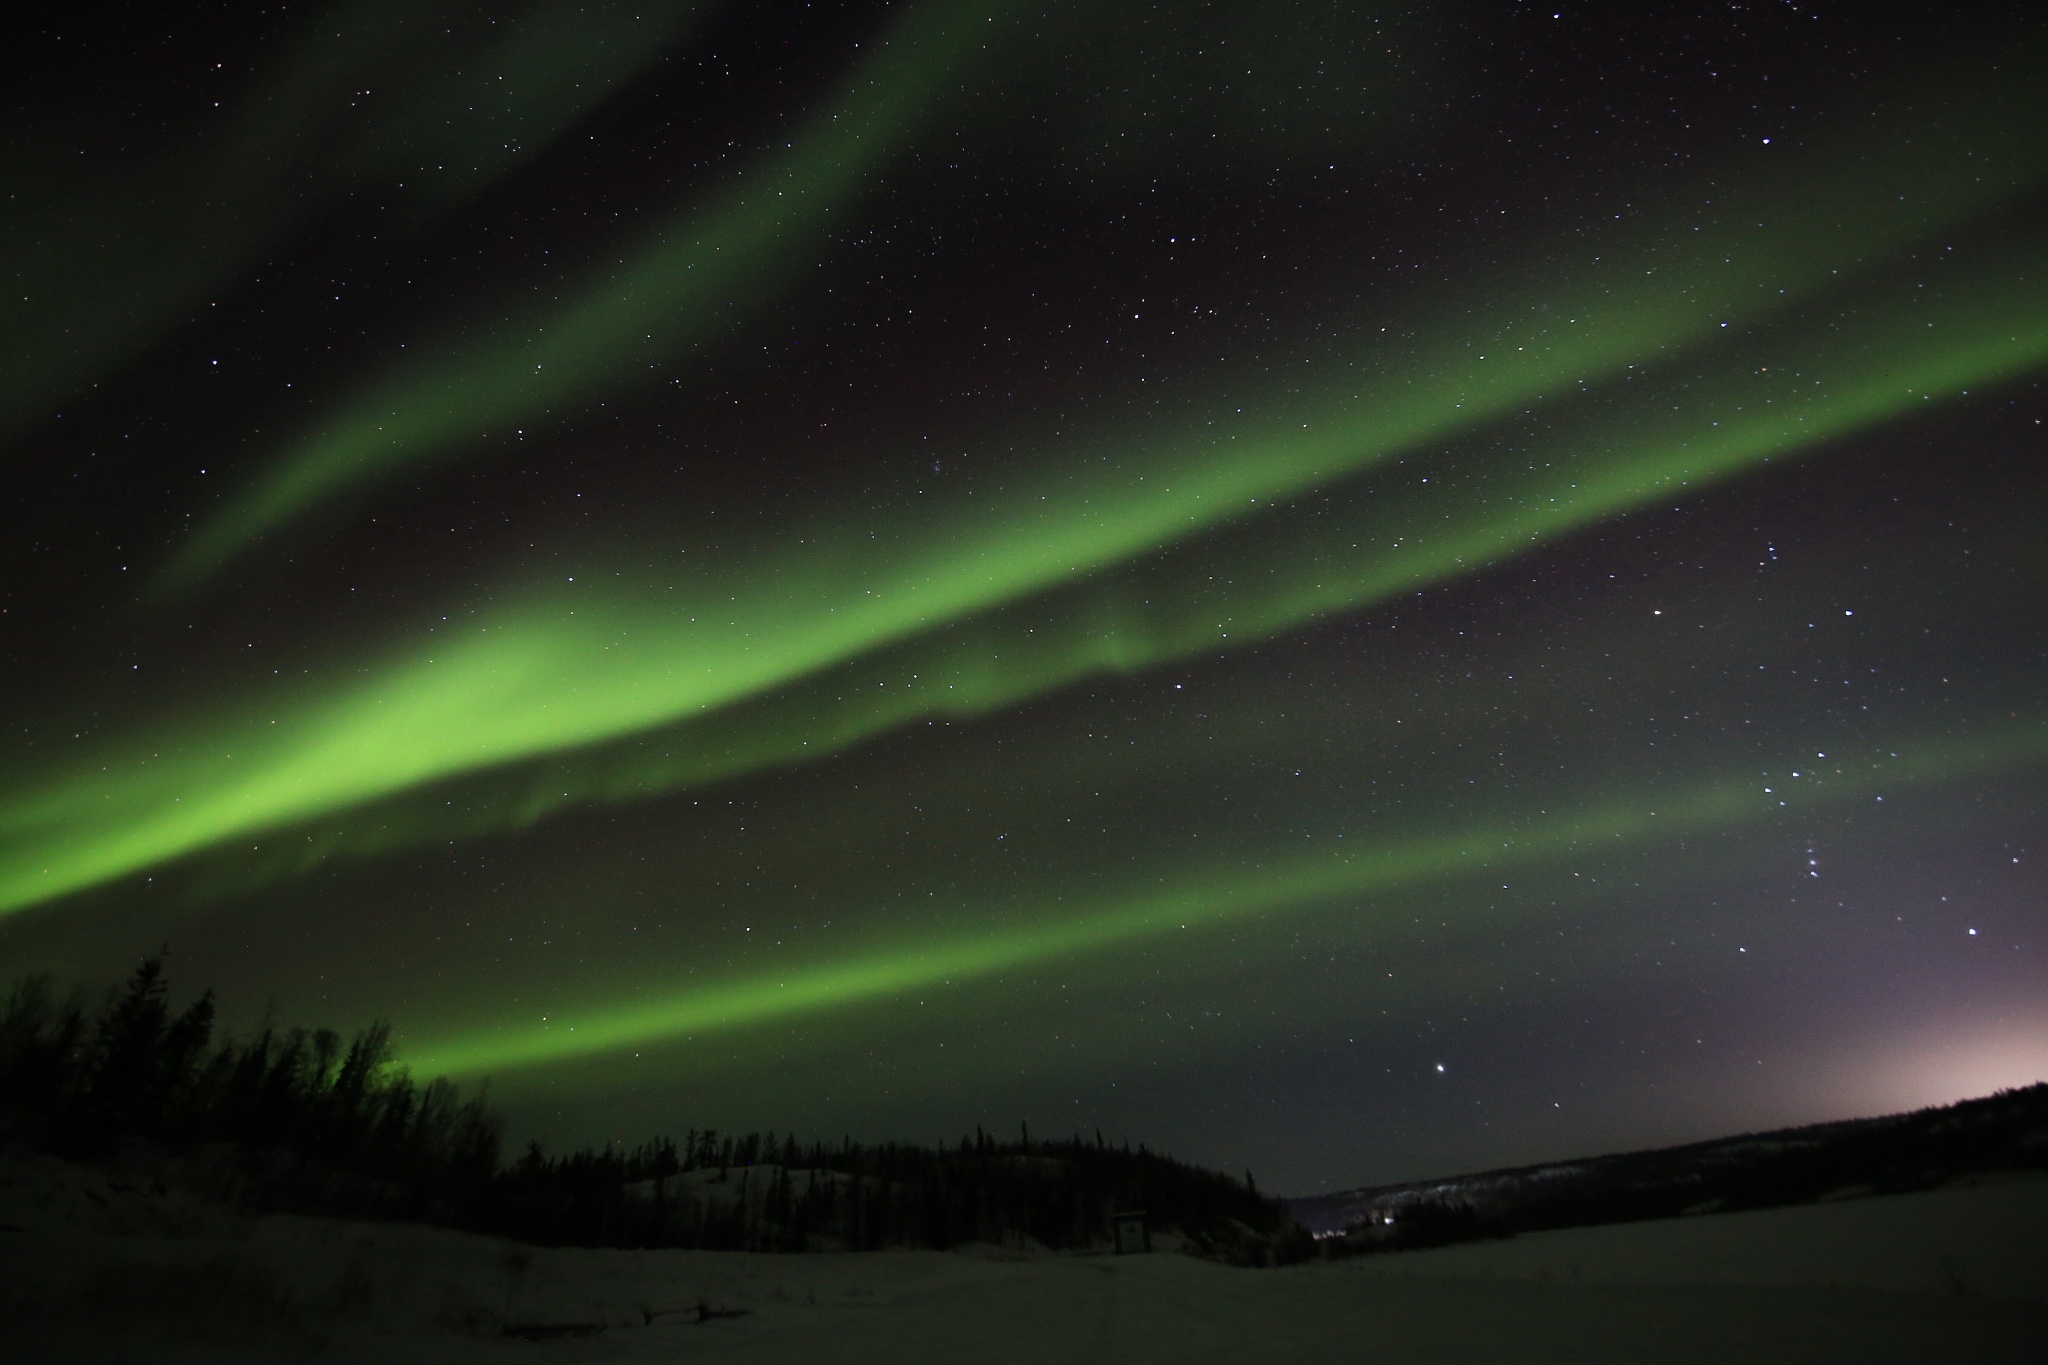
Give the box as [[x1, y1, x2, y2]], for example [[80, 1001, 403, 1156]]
[[3, 0, 2045, 1195]]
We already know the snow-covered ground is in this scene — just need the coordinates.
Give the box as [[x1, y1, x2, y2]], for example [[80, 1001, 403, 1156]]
[[3, 1148, 2042, 1363]]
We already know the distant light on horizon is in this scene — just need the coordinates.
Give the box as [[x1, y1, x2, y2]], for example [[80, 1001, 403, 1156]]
[[1818, 1022, 2048, 1119]]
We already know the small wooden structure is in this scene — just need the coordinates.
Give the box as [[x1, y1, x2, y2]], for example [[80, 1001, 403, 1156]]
[[1111, 1210, 1151, 1255]]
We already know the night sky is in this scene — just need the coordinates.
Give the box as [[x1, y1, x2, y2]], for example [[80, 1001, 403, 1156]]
[[4, 1, 2045, 1195]]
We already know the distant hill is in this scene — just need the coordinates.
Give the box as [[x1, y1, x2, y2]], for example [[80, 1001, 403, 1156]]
[[1289, 1084, 2048, 1251]]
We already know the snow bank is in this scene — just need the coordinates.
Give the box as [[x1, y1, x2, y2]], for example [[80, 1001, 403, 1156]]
[[2, 1149, 2042, 1363]]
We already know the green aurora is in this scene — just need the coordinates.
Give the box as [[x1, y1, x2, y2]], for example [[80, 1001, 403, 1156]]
[[172, 49, 2044, 577], [1, 0, 708, 448], [4, 1, 2045, 1183], [163, 0, 1024, 584], [4, 221, 2042, 917], [404, 717, 2048, 1078]]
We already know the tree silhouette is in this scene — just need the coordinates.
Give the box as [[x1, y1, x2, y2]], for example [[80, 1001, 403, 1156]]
[[1, 955, 1302, 1256]]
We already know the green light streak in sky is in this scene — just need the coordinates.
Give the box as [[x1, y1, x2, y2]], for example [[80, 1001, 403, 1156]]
[[404, 717, 2048, 1078], [2, 238, 2045, 917], [1, 0, 704, 449], [171, 43, 2047, 580], [164, 0, 1018, 583]]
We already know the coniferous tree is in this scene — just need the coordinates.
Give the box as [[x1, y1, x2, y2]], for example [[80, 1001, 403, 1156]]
[[2, 957, 1306, 1253]]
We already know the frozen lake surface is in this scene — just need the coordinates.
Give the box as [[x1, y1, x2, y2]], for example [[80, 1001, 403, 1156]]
[[4, 1152, 2042, 1363]]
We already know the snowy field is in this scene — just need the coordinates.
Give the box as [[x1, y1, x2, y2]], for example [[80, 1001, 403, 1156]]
[[3, 1150, 2042, 1364]]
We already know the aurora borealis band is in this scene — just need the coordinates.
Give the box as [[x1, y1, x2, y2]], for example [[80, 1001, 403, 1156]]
[[3, 2, 2045, 1192]]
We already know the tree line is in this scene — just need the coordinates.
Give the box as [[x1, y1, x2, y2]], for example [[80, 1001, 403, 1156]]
[[0, 955, 1306, 1260]]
